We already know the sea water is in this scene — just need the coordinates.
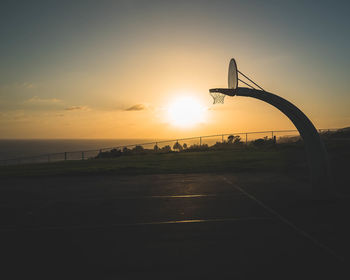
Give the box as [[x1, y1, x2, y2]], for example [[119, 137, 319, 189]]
[[0, 139, 155, 160]]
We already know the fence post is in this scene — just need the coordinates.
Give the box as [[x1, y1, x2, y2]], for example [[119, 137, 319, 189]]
[[222, 134, 224, 143], [200, 137, 202, 146], [271, 131, 274, 139], [245, 133, 248, 145], [64, 152, 67, 161], [82, 152, 84, 160]]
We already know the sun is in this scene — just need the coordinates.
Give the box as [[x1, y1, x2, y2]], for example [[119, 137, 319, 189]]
[[167, 96, 206, 127]]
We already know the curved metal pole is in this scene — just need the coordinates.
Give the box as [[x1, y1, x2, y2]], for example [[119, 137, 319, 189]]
[[211, 87, 334, 199]]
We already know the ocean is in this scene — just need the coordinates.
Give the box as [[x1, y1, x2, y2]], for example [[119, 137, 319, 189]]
[[0, 139, 155, 160]]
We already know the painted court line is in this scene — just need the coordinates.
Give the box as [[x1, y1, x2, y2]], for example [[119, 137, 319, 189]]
[[79, 193, 244, 201], [0, 217, 272, 232], [221, 176, 345, 263], [0, 193, 245, 207]]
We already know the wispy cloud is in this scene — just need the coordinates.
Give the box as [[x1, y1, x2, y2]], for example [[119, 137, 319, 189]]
[[0, 110, 30, 122], [1, 82, 36, 90], [22, 83, 35, 89], [65, 105, 89, 111], [125, 104, 145, 111], [25, 96, 62, 104]]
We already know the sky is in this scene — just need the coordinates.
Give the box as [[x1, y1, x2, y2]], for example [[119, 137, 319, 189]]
[[0, 0, 349, 139]]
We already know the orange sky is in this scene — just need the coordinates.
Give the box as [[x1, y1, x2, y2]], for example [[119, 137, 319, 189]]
[[1, 1, 349, 139]]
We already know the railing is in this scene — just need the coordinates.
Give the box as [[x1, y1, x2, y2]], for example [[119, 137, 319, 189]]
[[0, 128, 340, 166]]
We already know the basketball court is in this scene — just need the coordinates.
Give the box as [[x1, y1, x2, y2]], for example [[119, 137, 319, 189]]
[[1, 173, 348, 279], [0, 58, 346, 279]]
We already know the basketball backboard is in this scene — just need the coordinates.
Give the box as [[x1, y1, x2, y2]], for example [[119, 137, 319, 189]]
[[228, 58, 238, 89]]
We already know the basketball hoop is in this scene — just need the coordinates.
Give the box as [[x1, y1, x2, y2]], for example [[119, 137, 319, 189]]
[[210, 58, 238, 104], [209, 58, 265, 104]]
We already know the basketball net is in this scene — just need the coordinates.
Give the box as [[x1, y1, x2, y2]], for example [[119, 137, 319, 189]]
[[210, 91, 226, 104]]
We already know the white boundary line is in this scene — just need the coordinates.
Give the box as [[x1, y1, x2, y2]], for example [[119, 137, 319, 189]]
[[0, 217, 272, 232], [221, 176, 345, 263], [0, 193, 246, 207]]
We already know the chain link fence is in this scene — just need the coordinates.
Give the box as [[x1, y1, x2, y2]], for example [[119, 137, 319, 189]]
[[0, 128, 340, 166]]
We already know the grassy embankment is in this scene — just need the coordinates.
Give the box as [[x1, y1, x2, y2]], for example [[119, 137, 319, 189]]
[[0, 135, 348, 191], [0, 145, 308, 178]]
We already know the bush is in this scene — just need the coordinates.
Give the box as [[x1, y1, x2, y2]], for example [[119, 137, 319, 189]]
[[96, 148, 122, 159], [184, 144, 209, 152], [132, 145, 145, 154], [252, 136, 275, 147], [122, 147, 132, 155], [161, 145, 172, 153]]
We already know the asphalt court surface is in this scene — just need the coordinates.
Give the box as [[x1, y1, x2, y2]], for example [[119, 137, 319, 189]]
[[1, 173, 349, 279]]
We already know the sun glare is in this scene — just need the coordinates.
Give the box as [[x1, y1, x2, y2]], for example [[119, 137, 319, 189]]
[[167, 96, 206, 127]]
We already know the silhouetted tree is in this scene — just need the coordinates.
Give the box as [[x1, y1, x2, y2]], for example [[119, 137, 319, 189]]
[[153, 144, 159, 152], [227, 135, 234, 143], [228, 135, 242, 144], [183, 143, 188, 149], [233, 135, 242, 144], [173, 141, 183, 151]]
